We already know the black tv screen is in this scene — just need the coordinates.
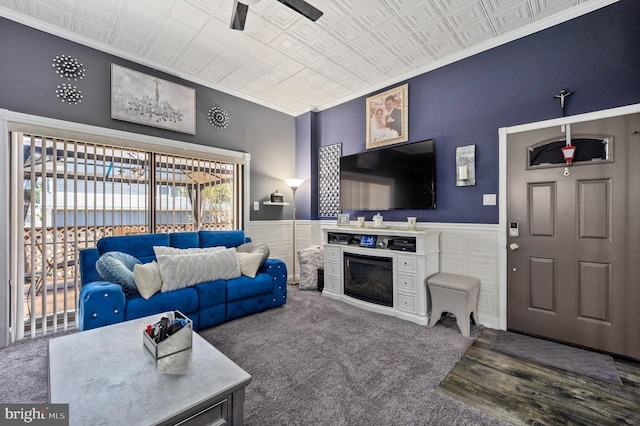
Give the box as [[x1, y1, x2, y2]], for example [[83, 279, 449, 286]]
[[340, 139, 435, 211]]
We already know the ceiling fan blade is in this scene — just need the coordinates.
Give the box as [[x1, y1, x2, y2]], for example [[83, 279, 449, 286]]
[[230, 0, 249, 31], [276, 0, 323, 21]]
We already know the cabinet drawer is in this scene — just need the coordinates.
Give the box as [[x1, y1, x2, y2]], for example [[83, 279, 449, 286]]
[[325, 246, 341, 262], [325, 276, 341, 292], [397, 255, 416, 273], [325, 261, 341, 277], [397, 274, 416, 293], [176, 398, 227, 425], [397, 293, 416, 313]]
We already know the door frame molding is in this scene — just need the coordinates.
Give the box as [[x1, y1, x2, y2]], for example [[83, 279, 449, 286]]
[[498, 103, 640, 330]]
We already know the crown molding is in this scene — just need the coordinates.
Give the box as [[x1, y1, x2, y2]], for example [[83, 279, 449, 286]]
[[0, 0, 621, 118]]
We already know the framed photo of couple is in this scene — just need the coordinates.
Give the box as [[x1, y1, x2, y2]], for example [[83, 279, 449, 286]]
[[366, 84, 408, 149]]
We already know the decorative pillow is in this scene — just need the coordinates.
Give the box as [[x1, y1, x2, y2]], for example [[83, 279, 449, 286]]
[[157, 248, 241, 292], [297, 246, 324, 290], [236, 242, 270, 267], [236, 252, 264, 278], [153, 245, 225, 257], [95, 251, 142, 295], [134, 261, 163, 300]]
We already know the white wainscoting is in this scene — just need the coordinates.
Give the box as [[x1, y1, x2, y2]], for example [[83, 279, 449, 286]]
[[247, 220, 501, 329], [426, 223, 500, 329]]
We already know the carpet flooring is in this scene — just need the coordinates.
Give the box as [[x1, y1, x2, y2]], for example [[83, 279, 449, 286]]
[[0, 287, 506, 425], [491, 330, 622, 384], [200, 287, 506, 425], [438, 328, 640, 425]]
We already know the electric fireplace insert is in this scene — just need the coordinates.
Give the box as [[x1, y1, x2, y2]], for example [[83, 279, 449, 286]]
[[343, 252, 393, 307]]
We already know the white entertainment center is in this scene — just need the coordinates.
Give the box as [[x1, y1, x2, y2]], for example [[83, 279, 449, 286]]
[[322, 225, 440, 325]]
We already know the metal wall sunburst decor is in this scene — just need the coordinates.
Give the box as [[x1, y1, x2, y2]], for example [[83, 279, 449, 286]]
[[52, 55, 85, 81], [55, 84, 83, 105], [208, 106, 230, 129]]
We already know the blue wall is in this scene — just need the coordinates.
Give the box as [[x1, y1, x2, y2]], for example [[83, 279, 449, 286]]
[[303, 0, 640, 224]]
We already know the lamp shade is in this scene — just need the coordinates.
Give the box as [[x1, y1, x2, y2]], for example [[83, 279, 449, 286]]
[[285, 178, 304, 190]]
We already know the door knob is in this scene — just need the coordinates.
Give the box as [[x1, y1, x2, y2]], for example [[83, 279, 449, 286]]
[[509, 243, 519, 251]]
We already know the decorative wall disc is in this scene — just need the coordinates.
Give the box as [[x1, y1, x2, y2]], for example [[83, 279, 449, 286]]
[[207, 106, 230, 129], [55, 84, 83, 105], [52, 54, 85, 81]]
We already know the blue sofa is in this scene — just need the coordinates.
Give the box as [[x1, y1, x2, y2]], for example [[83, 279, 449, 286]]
[[78, 230, 287, 331]]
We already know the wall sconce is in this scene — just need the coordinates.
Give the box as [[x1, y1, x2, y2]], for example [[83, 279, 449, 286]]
[[456, 144, 476, 186]]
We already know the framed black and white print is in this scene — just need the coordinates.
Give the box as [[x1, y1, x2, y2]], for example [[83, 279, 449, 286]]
[[111, 64, 196, 135]]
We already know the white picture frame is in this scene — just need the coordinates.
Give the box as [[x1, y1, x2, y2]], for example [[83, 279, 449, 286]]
[[337, 214, 350, 226]]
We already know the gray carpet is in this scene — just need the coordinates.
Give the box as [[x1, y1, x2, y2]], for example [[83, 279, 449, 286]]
[[491, 331, 622, 384], [0, 287, 507, 425]]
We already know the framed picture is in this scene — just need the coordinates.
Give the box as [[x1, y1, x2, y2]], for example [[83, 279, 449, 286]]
[[111, 64, 196, 135], [366, 84, 408, 149], [337, 214, 350, 226]]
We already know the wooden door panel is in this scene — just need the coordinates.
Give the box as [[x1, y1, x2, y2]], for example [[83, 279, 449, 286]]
[[577, 261, 611, 323], [578, 179, 610, 240], [528, 257, 555, 312], [529, 183, 555, 237]]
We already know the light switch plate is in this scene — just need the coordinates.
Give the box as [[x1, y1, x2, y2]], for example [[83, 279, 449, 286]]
[[483, 194, 496, 205], [253, 201, 259, 211]]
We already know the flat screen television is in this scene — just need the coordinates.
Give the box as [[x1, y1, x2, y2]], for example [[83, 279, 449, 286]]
[[340, 139, 435, 211]]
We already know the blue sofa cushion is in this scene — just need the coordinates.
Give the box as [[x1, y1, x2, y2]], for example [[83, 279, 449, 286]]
[[169, 232, 199, 249], [125, 287, 199, 321], [95, 251, 141, 295], [199, 230, 246, 248], [193, 279, 227, 308], [97, 234, 170, 263], [226, 273, 273, 302]]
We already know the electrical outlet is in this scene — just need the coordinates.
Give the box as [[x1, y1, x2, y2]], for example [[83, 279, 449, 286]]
[[253, 201, 259, 211]]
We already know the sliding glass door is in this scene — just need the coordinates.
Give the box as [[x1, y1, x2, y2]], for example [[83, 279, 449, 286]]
[[12, 131, 244, 339]]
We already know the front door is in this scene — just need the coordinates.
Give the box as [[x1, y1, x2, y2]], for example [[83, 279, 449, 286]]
[[507, 114, 640, 359]]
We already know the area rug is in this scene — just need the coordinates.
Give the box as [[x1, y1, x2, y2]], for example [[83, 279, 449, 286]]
[[491, 331, 622, 384]]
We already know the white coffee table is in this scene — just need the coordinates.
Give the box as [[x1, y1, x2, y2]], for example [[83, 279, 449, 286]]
[[49, 314, 251, 425]]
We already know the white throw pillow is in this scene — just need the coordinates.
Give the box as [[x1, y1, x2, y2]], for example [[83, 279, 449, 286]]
[[153, 245, 225, 257], [158, 248, 241, 292], [134, 261, 163, 299], [236, 252, 264, 278]]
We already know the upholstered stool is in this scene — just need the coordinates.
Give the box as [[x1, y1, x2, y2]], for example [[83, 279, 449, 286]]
[[427, 273, 480, 337]]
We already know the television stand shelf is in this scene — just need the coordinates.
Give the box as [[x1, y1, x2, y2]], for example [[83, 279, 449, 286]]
[[322, 226, 440, 325]]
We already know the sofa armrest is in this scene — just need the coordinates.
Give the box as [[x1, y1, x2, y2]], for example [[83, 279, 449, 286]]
[[260, 258, 288, 307], [78, 281, 126, 331], [79, 248, 101, 286]]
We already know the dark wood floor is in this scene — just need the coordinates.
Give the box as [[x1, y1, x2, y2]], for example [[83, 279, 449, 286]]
[[438, 328, 640, 425]]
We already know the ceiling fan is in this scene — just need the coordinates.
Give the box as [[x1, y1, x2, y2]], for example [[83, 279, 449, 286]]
[[230, 0, 323, 31]]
